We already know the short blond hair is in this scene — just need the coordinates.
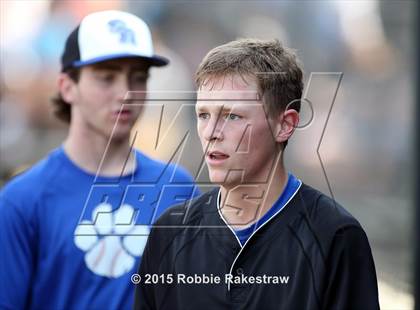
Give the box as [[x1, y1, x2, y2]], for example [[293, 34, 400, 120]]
[[196, 38, 304, 117]]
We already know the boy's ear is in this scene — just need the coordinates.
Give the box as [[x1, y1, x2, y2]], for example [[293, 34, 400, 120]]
[[58, 73, 77, 105], [274, 109, 299, 144]]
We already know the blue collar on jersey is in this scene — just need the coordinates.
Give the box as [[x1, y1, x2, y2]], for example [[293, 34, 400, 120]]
[[233, 173, 302, 246]]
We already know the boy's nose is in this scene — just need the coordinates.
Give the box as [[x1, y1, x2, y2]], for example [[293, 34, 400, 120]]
[[115, 75, 134, 103], [203, 118, 225, 142]]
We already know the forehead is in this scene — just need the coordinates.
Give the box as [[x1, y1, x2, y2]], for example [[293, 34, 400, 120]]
[[196, 75, 261, 109]]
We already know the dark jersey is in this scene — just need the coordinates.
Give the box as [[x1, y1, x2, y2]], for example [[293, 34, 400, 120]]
[[134, 184, 379, 310]]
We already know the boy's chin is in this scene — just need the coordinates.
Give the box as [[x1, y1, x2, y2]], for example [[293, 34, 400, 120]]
[[108, 126, 134, 141], [208, 171, 243, 188]]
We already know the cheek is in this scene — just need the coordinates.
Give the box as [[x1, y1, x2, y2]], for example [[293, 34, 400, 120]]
[[78, 86, 105, 108], [230, 122, 269, 153], [246, 124, 276, 156], [196, 123, 206, 145], [129, 90, 146, 101]]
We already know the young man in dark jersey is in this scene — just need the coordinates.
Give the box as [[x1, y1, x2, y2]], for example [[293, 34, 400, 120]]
[[135, 38, 380, 310], [0, 10, 198, 309]]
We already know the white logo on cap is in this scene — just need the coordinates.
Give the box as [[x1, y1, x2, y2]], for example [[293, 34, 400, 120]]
[[108, 19, 136, 45]]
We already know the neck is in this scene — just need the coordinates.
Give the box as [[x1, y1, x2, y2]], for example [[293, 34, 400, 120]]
[[220, 155, 288, 230], [63, 123, 135, 177]]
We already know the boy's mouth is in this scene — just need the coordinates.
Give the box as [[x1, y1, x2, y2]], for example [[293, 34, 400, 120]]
[[207, 151, 230, 161], [111, 108, 133, 121]]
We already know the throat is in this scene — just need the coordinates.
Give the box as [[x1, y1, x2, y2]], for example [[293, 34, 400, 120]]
[[219, 168, 289, 229], [63, 136, 136, 177], [219, 187, 271, 230]]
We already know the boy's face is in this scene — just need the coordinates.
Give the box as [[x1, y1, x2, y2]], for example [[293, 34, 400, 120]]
[[196, 75, 281, 188], [65, 58, 149, 140]]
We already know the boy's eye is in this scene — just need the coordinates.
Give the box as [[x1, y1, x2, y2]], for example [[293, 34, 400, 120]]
[[97, 73, 115, 83], [225, 113, 241, 120], [198, 113, 210, 120]]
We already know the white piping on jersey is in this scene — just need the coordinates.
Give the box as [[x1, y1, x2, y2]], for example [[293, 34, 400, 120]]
[[216, 180, 302, 291], [216, 189, 244, 247]]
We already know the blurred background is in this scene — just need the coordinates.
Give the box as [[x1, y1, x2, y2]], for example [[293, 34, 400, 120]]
[[0, 1, 415, 309]]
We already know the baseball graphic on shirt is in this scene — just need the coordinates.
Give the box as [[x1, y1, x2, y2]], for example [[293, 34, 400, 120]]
[[74, 203, 150, 278]]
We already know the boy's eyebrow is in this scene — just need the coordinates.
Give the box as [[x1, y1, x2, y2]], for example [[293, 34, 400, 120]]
[[92, 64, 121, 71], [196, 104, 243, 113]]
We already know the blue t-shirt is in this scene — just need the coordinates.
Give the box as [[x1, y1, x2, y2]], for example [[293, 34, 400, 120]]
[[0, 147, 199, 309], [234, 173, 302, 246]]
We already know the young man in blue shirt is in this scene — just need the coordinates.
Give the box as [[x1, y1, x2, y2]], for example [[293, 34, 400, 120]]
[[0, 10, 197, 309], [135, 38, 380, 309]]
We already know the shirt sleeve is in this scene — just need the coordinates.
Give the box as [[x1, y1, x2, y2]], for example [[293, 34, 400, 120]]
[[322, 226, 380, 310], [0, 195, 36, 309]]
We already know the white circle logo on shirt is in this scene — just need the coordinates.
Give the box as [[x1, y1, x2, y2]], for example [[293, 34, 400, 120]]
[[73, 203, 149, 278]]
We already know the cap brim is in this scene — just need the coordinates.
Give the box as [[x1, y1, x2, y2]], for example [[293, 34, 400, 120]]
[[72, 53, 169, 68]]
